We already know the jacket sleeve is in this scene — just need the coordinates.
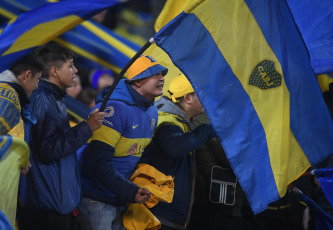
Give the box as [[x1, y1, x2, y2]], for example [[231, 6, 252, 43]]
[[30, 94, 92, 163], [87, 140, 139, 203], [157, 123, 216, 158]]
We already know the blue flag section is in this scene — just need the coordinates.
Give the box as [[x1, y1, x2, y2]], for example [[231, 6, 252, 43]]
[[314, 168, 333, 208], [64, 96, 90, 122], [154, 0, 333, 214], [0, 210, 12, 230], [286, 0, 333, 75], [0, 0, 121, 72]]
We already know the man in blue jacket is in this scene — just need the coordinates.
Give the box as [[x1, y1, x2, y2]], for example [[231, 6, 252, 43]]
[[18, 42, 105, 230], [139, 74, 216, 230], [79, 55, 168, 230]]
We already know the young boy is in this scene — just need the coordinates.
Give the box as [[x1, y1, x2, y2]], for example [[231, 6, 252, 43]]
[[18, 42, 105, 230]]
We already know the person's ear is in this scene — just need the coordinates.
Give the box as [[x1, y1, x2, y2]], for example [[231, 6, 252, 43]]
[[22, 70, 32, 82], [132, 80, 143, 88], [183, 93, 192, 104], [50, 66, 58, 78]]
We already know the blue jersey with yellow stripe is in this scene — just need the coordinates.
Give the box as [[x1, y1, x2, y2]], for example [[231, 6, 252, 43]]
[[81, 79, 158, 205]]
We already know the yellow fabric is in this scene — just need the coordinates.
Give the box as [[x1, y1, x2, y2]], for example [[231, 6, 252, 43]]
[[317, 74, 333, 92], [4, 15, 83, 55], [144, 0, 188, 97], [91, 125, 152, 157], [168, 74, 194, 103], [0, 136, 29, 228], [130, 163, 174, 207], [126, 55, 160, 80], [157, 111, 189, 133], [123, 163, 174, 230], [122, 203, 161, 230], [7, 118, 24, 140]]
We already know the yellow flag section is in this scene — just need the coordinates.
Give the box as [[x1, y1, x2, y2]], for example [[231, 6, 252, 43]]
[[317, 73, 333, 92], [3, 15, 82, 56], [144, 0, 191, 95], [0, 135, 29, 228]]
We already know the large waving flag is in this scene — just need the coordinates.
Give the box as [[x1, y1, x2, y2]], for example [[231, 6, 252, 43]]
[[153, 0, 333, 214], [0, 135, 29, 228], [0, 0, 123, 72], [0, 0, 140, 74]]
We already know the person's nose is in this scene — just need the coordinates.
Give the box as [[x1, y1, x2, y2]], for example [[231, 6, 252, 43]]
[[158, 72, 164, 81], [73, 65, 78, 74]]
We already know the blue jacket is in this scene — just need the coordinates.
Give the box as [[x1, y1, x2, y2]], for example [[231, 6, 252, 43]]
[[20, 79, 92, 214], [139, 96, 216, 229], [80, 79, 158, 206]]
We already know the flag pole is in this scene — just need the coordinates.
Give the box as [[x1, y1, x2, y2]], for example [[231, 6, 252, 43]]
[[99, 37, 155, 112]]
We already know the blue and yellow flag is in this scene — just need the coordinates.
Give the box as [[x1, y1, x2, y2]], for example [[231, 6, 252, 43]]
[[0, 135, 29, 228], [154, 0, 333, 214], [0, 0, 121, 72]]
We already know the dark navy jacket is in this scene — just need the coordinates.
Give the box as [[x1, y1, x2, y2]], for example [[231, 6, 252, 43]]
[[20, 79, 92, 214], [139, 96, 216, 229]]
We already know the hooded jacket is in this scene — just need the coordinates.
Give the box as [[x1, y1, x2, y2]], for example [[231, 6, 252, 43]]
[[0, 70, 32, 139], [80, 79, 158, 206], [139, 96, 215, 229], [20, 79, 92, 214]]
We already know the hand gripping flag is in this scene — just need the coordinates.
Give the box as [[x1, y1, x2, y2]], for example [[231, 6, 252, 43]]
[[153, 0, 333, 214]]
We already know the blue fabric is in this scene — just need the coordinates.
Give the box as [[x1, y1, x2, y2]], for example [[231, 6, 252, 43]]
[[0, 135, 12, 162], [314, 168, 333, 208], [0, 210, 13, 230], [285, 0, 333, 74], [299, 191, 333, 230], [64, 95, 90, 121], [129, 64, 168, 81], [20, 79, 92, 214]]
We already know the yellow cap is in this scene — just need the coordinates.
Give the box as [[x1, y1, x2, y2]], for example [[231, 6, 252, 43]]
[[126, 55, 168, 81], [168, 74, 194, 103]]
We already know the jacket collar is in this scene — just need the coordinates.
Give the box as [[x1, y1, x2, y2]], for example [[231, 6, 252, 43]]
[[96, 79, 154, 109], [126, 83, 155, 108], [39, 78, 67, 98]]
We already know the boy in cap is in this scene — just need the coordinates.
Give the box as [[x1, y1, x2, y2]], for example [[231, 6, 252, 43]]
[[139, 74, 216, 230], [79, 55, 168, 230]]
